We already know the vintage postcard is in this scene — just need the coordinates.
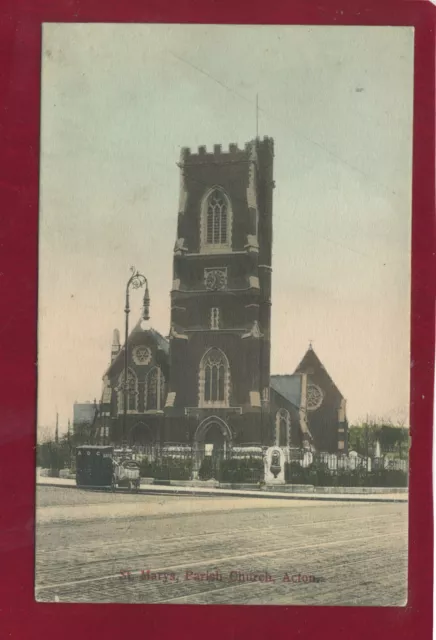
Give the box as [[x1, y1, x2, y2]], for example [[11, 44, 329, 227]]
[[35, 23, 413, 605]]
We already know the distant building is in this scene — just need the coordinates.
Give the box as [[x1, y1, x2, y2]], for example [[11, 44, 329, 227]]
[[96, 137, 348, 455], [73, 401, 97, 431]]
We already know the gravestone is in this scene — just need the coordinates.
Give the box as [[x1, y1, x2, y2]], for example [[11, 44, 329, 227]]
[[302, 451, 313, 468], [327, 454, 337, 471], [264, 447, 286, 485]]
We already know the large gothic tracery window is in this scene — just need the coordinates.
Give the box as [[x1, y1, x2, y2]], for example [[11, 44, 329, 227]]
[[145, 367, 164, 411], [201, 188, 232, 251], [207, 190, 228, 245], [199, 348, 230, 407], [117, 369, 138, 412]]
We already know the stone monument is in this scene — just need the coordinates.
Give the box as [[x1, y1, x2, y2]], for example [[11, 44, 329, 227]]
[[264, 446, 286, 485]]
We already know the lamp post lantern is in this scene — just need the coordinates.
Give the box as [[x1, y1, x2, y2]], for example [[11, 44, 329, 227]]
[[122, 266, 149, 446]]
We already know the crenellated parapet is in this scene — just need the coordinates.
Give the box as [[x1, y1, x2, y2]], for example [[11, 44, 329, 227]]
[[178, 137, 274, 166], [179, 141, 254, 165], [256, 135, 274, 157]]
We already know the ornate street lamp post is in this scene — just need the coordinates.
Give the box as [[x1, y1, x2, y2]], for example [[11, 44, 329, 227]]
[[122, 267, 150, 446]]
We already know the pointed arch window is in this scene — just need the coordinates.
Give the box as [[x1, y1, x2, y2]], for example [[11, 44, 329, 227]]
[[207, 190, 227, 244], [199, 348, 230, 407], [201, 188, 232, 252], [145, 366, 165, 411], [117, 369, 138, 413], [275, 409, 291, 447]]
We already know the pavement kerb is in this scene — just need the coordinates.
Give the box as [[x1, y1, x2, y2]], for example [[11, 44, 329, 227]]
[[36, 478, 407, 504]]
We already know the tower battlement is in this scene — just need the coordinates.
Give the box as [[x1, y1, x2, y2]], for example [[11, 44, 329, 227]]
[[179, 136, 274, 165]]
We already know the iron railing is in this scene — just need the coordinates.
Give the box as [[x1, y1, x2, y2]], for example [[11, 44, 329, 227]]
[[56, 444, 407, 487]]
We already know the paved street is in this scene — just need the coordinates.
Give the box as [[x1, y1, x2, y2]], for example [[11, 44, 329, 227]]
[[35, 486, 408, 606]]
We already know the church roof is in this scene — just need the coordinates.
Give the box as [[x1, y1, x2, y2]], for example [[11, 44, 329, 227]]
[[103, 320, 169, 378], [294, 344, 345, 399], [151, 328, 170, 355], [270, 374, 303, 409]]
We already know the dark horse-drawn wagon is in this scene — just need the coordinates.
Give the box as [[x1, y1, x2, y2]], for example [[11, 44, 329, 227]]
[[76, 445, 140, 491]]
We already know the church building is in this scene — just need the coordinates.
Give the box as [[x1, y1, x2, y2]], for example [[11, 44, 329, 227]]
[[97, 137, 348, 455]]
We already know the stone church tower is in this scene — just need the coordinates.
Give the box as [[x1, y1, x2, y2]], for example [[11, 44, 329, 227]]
[[164, 137, 275, 450], [97, 137, 348, 455]]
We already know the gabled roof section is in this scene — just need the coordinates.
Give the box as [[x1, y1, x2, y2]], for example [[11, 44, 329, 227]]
[[103, 320, 169, 378], [270, 374, 303, 409], [151, 328, 170, 355], [294, 345, 344, 398]]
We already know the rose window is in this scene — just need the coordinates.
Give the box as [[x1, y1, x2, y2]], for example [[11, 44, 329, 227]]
[[307, 384, 323, 411], [133, 345, 151, 365]]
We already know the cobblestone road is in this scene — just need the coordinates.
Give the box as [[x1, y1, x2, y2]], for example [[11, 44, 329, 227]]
[[35, 487, 408, 606]]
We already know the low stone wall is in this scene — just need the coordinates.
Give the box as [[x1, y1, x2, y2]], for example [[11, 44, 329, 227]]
[[141, 478, 220, 488], [218, 483, 262, 491], [141, 477, 154, 485], [313, 486, 408, 495], [218, 483, 314, 493], [163, 479, 220, 489], [265, 485, 407, 495], [38, 468, 76, 479], [262, 484, 315, 494], [140, 477, 408, 494], [59, 470, 76, 480]]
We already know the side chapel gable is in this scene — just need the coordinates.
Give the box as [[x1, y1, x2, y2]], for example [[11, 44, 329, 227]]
[[294, 346, 345, 401]]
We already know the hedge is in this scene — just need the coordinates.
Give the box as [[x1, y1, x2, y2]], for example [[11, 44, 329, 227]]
[[138, 456, 407, 487], [285, 461, 407, 487], [198, 456, 214, 481], [139, 457, 193, 481], [198, 456, 264, 482], [219, 457, 264, 483]]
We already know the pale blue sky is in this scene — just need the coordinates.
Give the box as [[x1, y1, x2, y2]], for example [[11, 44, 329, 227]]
[[38, 24, 414, 433]]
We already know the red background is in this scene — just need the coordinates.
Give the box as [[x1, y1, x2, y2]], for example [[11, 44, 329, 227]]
[[0, 1, 434, 638]]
